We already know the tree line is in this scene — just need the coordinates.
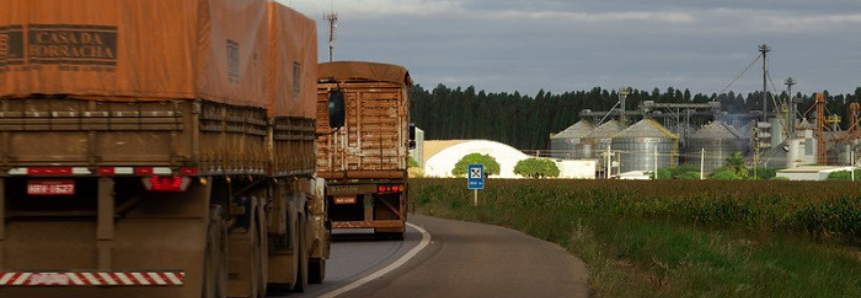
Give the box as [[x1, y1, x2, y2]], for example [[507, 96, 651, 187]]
[[409, 84, 861, 150]]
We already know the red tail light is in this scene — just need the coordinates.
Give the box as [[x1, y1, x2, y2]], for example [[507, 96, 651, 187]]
[[142, 176, 191, 192], [377, 184, 404, 194]]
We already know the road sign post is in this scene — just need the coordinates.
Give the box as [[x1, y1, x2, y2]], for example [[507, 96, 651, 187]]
[[467, 164, 484, 206]]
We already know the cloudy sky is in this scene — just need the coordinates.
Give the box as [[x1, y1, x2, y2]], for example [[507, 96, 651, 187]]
[[282, 0, 860, 97]]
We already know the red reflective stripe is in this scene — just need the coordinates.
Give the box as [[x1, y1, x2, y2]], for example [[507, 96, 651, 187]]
[[179, 167, 198, 175], [108, 272, 122, 285], [97, 167, 115, 175], [135, 167, 154, 175], [28, 167, 72, 175], [0, 271, 185, 286]]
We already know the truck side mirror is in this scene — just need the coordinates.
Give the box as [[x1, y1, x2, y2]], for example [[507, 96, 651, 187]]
[[409, 123, 417, 149], [328, 90, 345, 128]]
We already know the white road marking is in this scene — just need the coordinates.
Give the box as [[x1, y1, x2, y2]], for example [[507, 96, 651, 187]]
[[315, 222, 431, 298]]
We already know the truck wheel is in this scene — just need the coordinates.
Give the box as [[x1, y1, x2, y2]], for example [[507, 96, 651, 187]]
[[293, 220, 309, 292], [228, 200, 262, 298], [308, 258, 326, 284], [255, 212, 268, 298], [204, 205, 228, 298]]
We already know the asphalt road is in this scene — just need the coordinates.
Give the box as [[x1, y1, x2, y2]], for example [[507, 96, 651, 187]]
[[280, 215, 590, 298]]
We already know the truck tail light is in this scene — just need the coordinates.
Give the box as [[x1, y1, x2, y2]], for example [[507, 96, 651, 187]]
[[377, 184, 405, 194], [142, 176, 191, 192]]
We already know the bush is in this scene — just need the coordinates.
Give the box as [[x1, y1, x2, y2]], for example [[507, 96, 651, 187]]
[[827, 170, 861, 181], [409, 156, 420, 168], [677, 171, 702, 180], [753, 166, 785, 179], [655, 164, 701, 179], [514, 158, 560, 178], [452, 153, 501, 177], [709, 170, 742, 180]]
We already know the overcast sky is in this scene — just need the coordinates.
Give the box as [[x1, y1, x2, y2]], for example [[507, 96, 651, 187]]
[[282, 0, 861, 97]]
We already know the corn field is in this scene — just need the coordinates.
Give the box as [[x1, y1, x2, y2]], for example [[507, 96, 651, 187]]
[[410, 179, 861, 240]]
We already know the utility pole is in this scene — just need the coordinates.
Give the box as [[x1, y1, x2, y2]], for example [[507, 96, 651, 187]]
[[785, 77, 796, 137], [324, 11, 339, 62], [760, 44, 770, 122], [619, 87, 630, 127]]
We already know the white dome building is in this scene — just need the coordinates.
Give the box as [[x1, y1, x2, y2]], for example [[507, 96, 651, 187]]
[[423, 140, 530, 178]]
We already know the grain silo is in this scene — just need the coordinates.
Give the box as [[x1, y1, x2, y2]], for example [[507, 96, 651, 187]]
[[612, 119, 678, 173], [578, 120, 621, 159], [550, 120, 593, 159], [686, 121, 742, 173]]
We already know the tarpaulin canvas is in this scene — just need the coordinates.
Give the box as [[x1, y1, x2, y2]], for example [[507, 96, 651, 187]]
[[0, 0, 270, 109], [268, 2, 317, 118], [317, 61, 412, 87]]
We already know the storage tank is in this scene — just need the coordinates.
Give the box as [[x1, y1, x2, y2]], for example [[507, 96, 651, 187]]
[[578, 120, 621, 159], [550, 120, 593, 159], [686, 122, 742, 173], [611, 119, 678, 173]]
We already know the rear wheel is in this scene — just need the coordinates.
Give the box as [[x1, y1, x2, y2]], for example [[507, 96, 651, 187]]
[[204, 205, 228, 298], [308, 258, 326, 284], [228, 198, 262, 298], [255, 197, 268, 298], [293, 219, 309, 292]]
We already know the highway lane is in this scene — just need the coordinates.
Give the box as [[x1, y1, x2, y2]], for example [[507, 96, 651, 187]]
[[273, 225, 426, 298], [278, 215, 590, 298]]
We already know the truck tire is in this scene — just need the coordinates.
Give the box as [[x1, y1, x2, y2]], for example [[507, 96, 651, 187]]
[[293, 219, 309, 292], [255, 211, 268, 298], [228, 198, 262, 298], [204, 205, 228, 298], [308, 258, 326, 284]]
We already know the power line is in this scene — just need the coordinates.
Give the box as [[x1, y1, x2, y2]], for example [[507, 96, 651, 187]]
[[710, 53, 763, 101]]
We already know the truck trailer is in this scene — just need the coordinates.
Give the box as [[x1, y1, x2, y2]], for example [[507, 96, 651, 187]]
[[0, 1, 330, 297], [315, 61, 413, 240]]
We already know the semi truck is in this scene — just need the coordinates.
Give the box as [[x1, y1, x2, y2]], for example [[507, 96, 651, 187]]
[[315, 61, 413, 240], [0, 1, 330, 297]]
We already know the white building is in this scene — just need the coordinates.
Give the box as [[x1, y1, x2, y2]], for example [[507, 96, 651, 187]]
[[422, 139, 596, 179], [423, 140, 529, 178], [776, 166, 855, 181], [556, 160, 597, 179]]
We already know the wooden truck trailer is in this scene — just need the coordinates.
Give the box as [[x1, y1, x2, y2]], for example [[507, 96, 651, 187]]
[[0, 1, 330, 297], [315, 61, 413, 240]]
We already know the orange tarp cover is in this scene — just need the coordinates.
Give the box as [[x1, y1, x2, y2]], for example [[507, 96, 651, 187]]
[[0, 0, 270, 109], [268, 2, 317, 118], [318, 61, 412, 87]]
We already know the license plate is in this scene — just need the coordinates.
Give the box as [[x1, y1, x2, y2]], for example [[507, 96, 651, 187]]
[[27, 179, 76, 195], [334, 196, 356, 204]]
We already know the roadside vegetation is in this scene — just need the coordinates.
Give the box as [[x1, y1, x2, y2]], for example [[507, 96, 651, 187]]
[[451, 153, 500, 177], [514, 158, 560, 178], [410, 178, 861, 298]]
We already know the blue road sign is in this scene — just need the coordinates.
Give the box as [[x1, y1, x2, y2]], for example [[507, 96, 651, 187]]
[[467, 164, 484, 190]]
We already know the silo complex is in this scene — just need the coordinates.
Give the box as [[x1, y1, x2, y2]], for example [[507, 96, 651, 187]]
[[612, 119, 678, 173], [686, 122, 742, 173], [579, 120, 621, 159], [550, 120, 593, 159]]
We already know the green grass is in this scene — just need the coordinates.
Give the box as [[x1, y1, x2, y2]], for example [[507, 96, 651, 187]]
[[410, 178, 861, 298]]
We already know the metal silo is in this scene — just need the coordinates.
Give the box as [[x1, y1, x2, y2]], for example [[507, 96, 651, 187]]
[[686, 122, 742, 173], [578, 120, 621, 159], [612, 119, 678, 173], [550, 120, 593, 159]]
